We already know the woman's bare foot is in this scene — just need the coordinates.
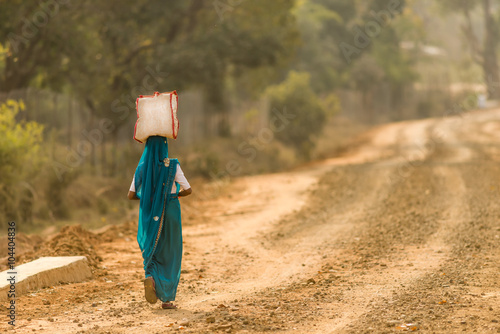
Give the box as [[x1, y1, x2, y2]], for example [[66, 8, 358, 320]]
[[161, 301, 177, 309]]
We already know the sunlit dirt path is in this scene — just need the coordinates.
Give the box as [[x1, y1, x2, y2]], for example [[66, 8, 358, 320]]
[[3, 109, 500, 333]]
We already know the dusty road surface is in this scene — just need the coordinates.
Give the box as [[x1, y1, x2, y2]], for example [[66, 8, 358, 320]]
[[2, 109, 500, 333]]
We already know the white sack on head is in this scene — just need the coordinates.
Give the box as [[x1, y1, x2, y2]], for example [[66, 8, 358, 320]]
[[134, 91, 179, 143]]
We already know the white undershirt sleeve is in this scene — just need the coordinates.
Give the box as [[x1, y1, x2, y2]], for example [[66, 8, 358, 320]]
[[130, 175, 136, 192], [174, 165, 191, 191], [129, 164, 190, 194]]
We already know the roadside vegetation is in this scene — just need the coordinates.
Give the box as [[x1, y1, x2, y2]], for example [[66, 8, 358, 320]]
[[0, 0, 493, 233]]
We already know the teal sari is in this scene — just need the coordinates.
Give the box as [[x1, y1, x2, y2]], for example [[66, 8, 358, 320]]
[[134, 136, 182, 302]]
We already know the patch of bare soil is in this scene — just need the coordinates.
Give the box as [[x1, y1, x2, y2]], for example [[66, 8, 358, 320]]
[[2, 109, 500, 334], [17, 225, 103, 270]]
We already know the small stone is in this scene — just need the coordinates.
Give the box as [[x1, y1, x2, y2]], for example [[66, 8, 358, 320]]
[[206, 317, 216, 323], [387, 320, 399, 327]]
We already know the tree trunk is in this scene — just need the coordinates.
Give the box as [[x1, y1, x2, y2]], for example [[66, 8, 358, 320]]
[[68, 96, 73, 148], [89, 112, 96, 173], [482, 0, 500, 99], [111, 130, 119, 177], [362, 90, 375, 124], [391, 84, 404, 121], [101, 136, 107, 177]]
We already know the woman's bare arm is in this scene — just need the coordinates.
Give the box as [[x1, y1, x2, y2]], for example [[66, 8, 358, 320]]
[[178, 188, 192, 197], [129, 188, 191, 199], [128, 191, 139, 200]]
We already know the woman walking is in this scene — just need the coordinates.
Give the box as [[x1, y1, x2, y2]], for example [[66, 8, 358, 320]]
[[128, 136, 192, 309]]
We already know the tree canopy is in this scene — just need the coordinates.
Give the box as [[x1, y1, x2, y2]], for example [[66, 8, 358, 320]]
[[1, 0, 299, 132]]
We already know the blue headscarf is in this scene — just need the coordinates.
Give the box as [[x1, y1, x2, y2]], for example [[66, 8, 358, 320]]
[[134, 136, 179, 270]]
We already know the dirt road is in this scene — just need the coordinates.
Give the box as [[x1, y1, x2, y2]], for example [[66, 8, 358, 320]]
[[3, 109, 500, 333]]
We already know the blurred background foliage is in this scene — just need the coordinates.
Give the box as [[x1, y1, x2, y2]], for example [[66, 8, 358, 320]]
[[0, 0, 498, 232]]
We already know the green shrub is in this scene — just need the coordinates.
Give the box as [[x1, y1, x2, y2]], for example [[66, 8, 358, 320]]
[[0, 100, 44, 225], [265, 71, 330, 160], [45, 168, 79, 220]]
